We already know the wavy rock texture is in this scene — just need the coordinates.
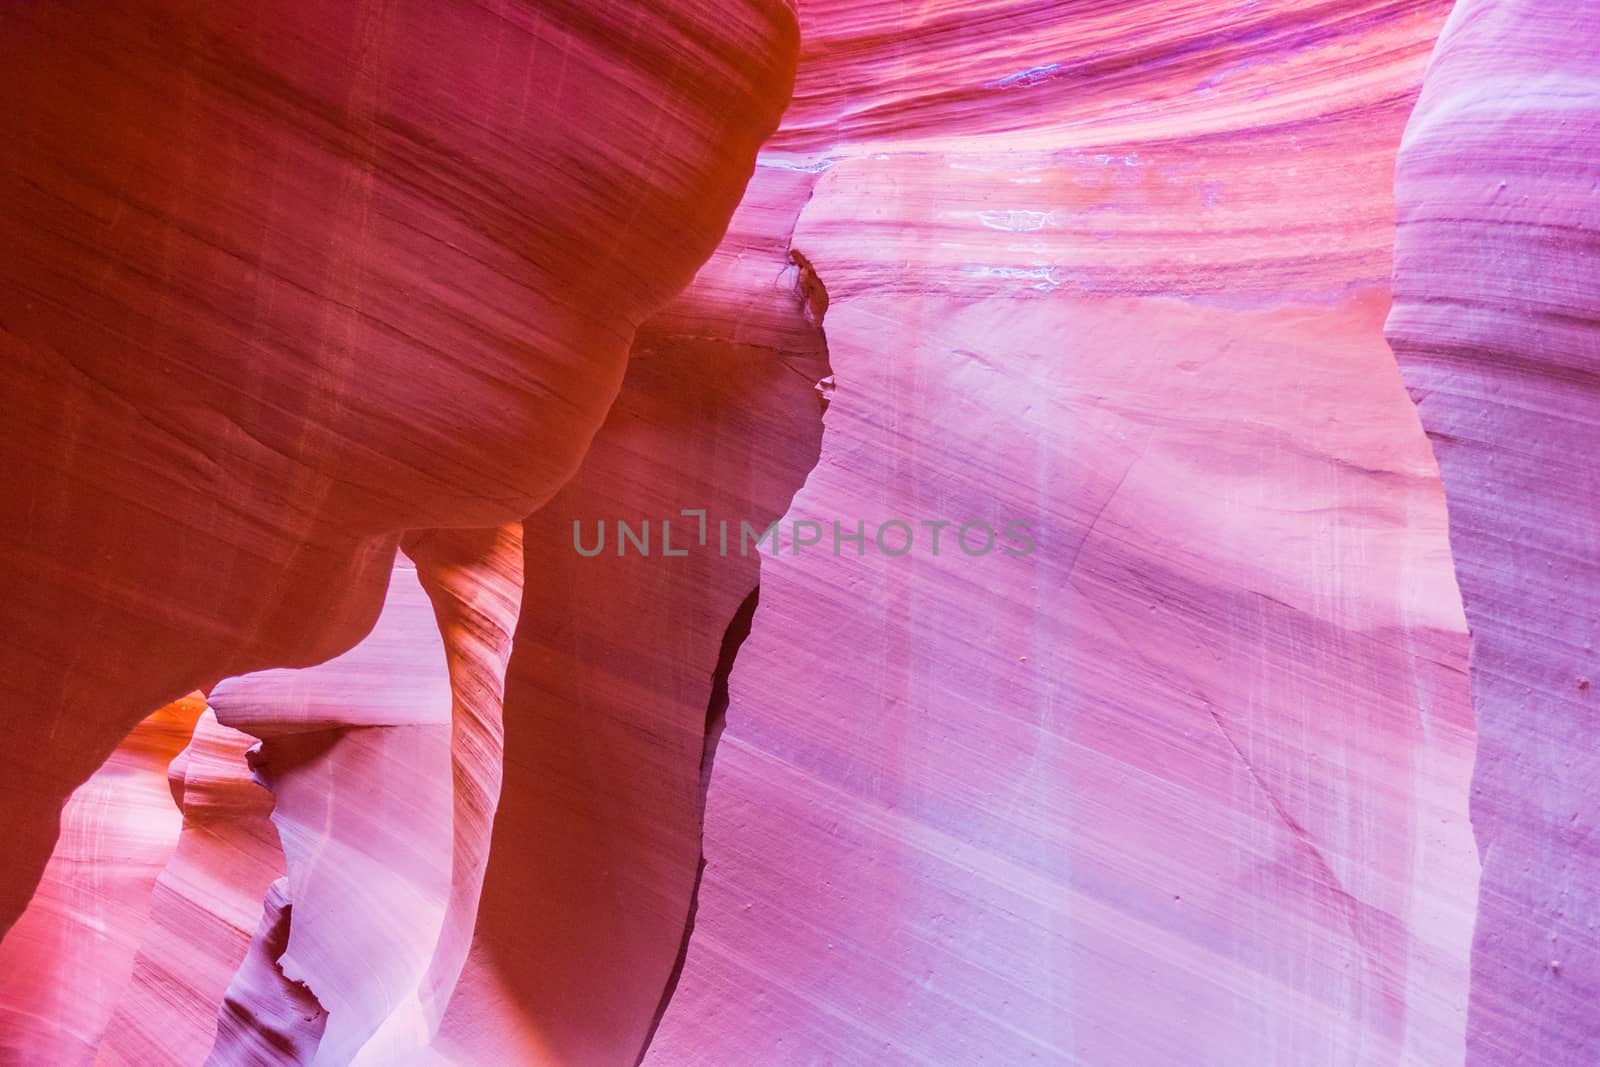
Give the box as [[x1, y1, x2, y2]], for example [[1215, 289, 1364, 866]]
[[105, 156, 831, 1067], [0, 696, 201, 1064], [1387, 2, 1600, 1063], [6, 1, 1599, 1064], [647, 1, 1481, 1064], [100, 709, 286, 1066], [201, 529, 523, 1066], [207, 556, 459, 1065], [0, 0, 798, 939], [428, 163, 829, 1066]]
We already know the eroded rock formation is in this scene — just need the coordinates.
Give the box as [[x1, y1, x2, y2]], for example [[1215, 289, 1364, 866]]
[[0, 0, 797, 939], [1388, 1, 1600, 1061], [1, 0, 1598, 1064], [648, 2, 1482, 1062]]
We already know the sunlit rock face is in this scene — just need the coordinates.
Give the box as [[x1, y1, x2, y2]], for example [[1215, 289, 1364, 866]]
[[199, 532, 525, 1066], [0, 696, 202, 1065], [2, 0, 1597, 1064], [102, 708, 286, 1066], [1387, 2, 1600, 1063], [647, 0, 1483, 1064]]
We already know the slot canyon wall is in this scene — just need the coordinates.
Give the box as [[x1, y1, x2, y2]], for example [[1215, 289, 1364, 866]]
[[0, 0, 1596, 1065], [1388, 0, 1600, 1061]]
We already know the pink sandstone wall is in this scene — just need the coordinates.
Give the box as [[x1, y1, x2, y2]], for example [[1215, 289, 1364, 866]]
[[1388, 1, 1600, 1061], [0, 1, 1597, 1064]]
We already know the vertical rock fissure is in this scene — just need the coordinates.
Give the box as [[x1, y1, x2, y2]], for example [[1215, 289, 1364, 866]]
[[636, 586, 761, 1065], [638, 217, 834, 1064]]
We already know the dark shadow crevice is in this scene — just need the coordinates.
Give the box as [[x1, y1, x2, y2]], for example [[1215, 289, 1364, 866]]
[[636, 585, 761, 1065]]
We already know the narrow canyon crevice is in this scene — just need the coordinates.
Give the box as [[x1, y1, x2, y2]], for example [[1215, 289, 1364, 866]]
[[637, 225, 837, 1066], [637, 585, 762, 1065]]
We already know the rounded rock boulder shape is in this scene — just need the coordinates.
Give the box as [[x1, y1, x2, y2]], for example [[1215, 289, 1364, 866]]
[[0, 0, 798, 931]]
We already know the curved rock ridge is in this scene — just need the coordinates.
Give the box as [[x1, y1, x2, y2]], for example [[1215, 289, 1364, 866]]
[[200, 529, 522, 1066], [208, 557, 458, 1064], [10, 0, 1600, 1064], [1387, 1, 1600, 1062], [137, 155, 833, 1067], [768, 0, 1450, 155], [0, 695, 202, 1065], [101, 709, 287, 1066], [429, 163, 831, 1065], [93, 531, 523, 1067], [0, 0, 799, 939]]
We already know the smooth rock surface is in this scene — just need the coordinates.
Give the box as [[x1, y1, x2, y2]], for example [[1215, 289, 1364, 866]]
[[431, 163, 830, 1066], [201, 530, 524, 1065], [0, 696, 201, 1065], [9, 0, 1600, 1064], [100, 709, 287, 1066], [1387, 2, 1600, 1062], [648, 1, 1480, 1063], [0, 0, 798, 939]]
